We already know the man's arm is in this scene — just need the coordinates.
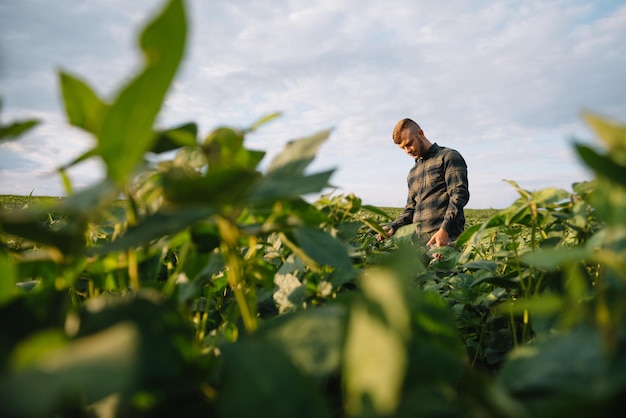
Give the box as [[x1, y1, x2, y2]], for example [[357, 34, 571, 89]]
[[429, 150, 469, 246]]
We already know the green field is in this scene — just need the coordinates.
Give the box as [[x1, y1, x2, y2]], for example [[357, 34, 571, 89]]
[[1, 194, 498, 226], [2, 0, 625, 415], [378, 206, 499, 227]]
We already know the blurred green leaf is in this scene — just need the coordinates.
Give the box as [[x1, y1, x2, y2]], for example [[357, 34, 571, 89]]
[[267, 129, 331, 176], [498, 326, 617, 417], [251, 170, 334, 202], [0, 208, 87, 257], [259, 305, 347, 379], [57, 147, 99, 172], [92, 206, 214, 254], [99, 0, 187, 184], [521, 247, 589, 270], [0, 322, 141, 417], [343, 267, 410, 417], [0, 251, 17, 305], [294, 226, 354, 274], [163, 167, 260, 206], [59, 71, 107, 135], [0, 119, 39, 142], [496, 293, 564, 317], [461, 260, 498, 273], [575, 143, 626, 186], [245, 111, 282, 133], [217, 339, 330, 418], [582, 111, 626, 162], [530, 187, 570, 206], [203, 126, 264, 170], [56, 178, 120, 216], [151, 122, 198, 154], [9, 329, 69, 370]]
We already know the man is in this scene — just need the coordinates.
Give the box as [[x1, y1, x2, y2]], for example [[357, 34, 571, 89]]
[[378, 118, 469, 250]]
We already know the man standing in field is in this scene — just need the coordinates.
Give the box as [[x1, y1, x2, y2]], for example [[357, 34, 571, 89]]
[[378, 118, 470, 250]]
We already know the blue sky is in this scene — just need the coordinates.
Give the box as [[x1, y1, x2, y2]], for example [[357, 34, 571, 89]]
[[1, 0, 625, 209]]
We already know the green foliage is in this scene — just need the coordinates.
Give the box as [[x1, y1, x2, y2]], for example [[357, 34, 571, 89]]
[[1, 1, 626, 417], [0, 100, 40, 143]]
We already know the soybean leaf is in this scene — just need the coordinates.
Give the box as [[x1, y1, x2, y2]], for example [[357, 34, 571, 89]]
[[267, 129, 332, 176], [293, 226, 354, 274], [498, 326, 610, 414], [0, 119, 40, 142], [91, 206, 215, 254], [162, 168, 261, 206], [151, 122, 198, 154], [530, 187, 570, 206], [0, 251, 17, 305], [343, 267, 411, 417], [575, 143, 626, 186], [59, 71, 107, 135], [218, 339, 330, 418], [203, 127, 264, 170], [521, 247, 589, 270], [250, 170, 334, 202], [0, 209, 87, 257], [0, 323, 141, 417], [258, 305, 347, 378], [460, 260, 498, 273], [495, 293, 565, 317], [99, 0, 187, 184], [582, 111, 626, 159], [245, 111, 282, 133], [57, 148, 99, 172]]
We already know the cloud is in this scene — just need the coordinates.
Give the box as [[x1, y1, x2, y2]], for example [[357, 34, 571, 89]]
[[1, 0, 624, 209]]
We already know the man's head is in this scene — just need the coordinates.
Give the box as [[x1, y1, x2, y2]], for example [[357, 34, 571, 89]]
[[392, 118, 421, 144], [392, 118, 430, 159]]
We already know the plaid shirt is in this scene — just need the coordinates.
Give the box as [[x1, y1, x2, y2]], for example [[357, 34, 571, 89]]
[[390, 143, 469, 240]]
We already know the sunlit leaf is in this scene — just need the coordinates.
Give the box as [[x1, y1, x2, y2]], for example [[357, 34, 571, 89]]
[[582, 111, 626, 162], [99, 0, 187, 184], [504, 179, 532, 200], [575, 143, 626, 186], [245, 112, 282, 133], [344, 267, 410, 417], [530, 187, 570, 206], [59, 71, 107, 135], [267, 129, 332, 176], [0, 251, 17, 305]]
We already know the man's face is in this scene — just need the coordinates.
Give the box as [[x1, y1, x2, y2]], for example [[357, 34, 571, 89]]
[[397, 129, 424, 158]]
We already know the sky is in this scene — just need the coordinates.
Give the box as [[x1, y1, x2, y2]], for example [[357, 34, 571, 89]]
[[1, 0, 625, 209]]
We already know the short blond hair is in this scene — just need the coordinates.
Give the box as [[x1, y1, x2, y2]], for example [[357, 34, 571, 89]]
[[392, 118, 421, 144]]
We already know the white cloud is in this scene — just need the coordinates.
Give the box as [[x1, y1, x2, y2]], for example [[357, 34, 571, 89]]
[[1, 0, 624, 209]]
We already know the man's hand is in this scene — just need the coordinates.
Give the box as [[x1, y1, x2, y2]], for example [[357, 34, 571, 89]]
[[427, 228, 450, 247], [377, 225, 395, 242], [426, 229, 450, 261]]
